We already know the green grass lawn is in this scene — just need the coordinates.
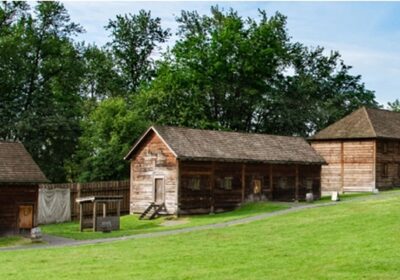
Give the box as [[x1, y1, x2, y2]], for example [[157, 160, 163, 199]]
[[318, 191, 373, 203], [0, 236, 32, 248], [41, 201, 289, 240], [2, 193, 400, 279]]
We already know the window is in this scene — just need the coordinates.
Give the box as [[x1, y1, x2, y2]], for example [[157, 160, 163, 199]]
[[217, 177, 233, 190], [382, 163, 389, 178], [224, 177, 233, 190], [187, 176, 201, 190], [383, 143, 388, 154]]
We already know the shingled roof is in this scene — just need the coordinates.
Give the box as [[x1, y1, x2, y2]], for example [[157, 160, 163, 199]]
[[0, 141, 49, 184], [125, 125, 325, 165], [311, 107, 400, 140]]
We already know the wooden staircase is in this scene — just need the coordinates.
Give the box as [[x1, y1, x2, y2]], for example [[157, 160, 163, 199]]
[[139, 202, 165, 220]]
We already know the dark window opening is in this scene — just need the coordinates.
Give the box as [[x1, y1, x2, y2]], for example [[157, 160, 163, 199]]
[[382, 163, 389, 178], [187, 176, 201, 190], [383, 143, 388, 154], [217, 177, 233, 190]]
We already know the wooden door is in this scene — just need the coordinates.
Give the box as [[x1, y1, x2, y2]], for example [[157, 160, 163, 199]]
[[18, 205, 33, 229], [154, 178, 165, 204]]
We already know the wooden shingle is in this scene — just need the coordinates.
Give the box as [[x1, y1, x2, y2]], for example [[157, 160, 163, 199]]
[[0, 141, 48, 184], [125, 126, 325, 165], [311, 107, 400, 140]]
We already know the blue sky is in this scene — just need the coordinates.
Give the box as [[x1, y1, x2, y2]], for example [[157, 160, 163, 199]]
[[62, 1, 400, 106]]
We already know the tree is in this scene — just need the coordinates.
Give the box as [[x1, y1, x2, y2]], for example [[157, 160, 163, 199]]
[[388, 99, 400, 112], [140, 7, 378, 136], [68, 97, 148, 182], [263, 46, 378, 136], [106, 10, 170, 95], [80, 44, 124, 102], [0, 2, 84, 182]]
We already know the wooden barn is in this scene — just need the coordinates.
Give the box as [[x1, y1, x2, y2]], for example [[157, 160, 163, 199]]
[[310, 107, 400, 194], [0, 141, 49, 235], [125, 126, 325, 215]]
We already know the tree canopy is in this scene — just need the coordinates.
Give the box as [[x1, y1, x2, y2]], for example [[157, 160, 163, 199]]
[[140, 8, 378, 136], [0, 3, 382, 182]]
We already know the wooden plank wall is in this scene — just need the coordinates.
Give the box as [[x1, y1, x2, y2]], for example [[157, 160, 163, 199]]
[[311, 140, 375, 193], [40, 180, 130, 220], [311, 141, 342, 193], [130, 131, 178, 214], [179, 161, 321, 213], [343, 141, 375, 192], [376, 139, 400, 190], [0, 185, 38, 235]]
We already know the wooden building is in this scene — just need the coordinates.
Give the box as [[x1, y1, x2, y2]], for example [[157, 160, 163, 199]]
[[125, 126, 325, 215], [310, 107, 400, 194], [0, 141, 49, 235]]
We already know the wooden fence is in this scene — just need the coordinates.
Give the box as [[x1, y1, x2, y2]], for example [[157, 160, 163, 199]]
[[40, 180, 130, 220]]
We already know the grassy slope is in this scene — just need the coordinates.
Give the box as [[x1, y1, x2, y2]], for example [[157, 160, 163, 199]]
[[0, 237, 32, 248], [41, 202, 289, 240], [1, 194, 400, 279]]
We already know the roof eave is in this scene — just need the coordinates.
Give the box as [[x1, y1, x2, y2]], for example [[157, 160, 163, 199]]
[[178, 156, 325, 165]]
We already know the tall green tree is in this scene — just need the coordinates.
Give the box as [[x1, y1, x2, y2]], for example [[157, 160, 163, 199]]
[[388, 99, 400, 112], [68, 97, 148, 182], [80, 45, 124, 102], [69, 10, 170, 181], [0, 2, 84, 182], [106, 10, 170, 95], [140, 7, 378, 136]]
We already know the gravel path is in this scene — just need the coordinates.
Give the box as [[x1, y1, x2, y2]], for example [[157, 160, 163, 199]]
[[2, 191, 399, 252]]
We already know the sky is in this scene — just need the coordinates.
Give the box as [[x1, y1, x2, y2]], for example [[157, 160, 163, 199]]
[[62, 1, 400, 106]]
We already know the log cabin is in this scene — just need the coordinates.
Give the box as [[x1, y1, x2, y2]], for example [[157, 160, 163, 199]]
[[310, 107, 400, 194], [125, 126, 325, 215], [0, 141, 49, 235]]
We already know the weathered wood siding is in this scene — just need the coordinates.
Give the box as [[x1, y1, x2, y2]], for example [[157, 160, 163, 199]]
[[178, 161, 321, 213], [311, 140, 375, 193], [375, 139, 400, 190], [40, 180, 130, 220], [130, 131, 178, 214], [0, 185, 38, 235]]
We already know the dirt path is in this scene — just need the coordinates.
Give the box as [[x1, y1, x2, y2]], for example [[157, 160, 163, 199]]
[[2, 191, 399, 252]]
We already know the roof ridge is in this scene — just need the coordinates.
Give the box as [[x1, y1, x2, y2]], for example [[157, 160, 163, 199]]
[[152, 124, 304, 140], [362, 107, 377, 138]]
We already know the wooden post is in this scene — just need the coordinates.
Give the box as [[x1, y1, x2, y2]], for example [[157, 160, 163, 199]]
[[295, 165, 299, 202], [341, 141, 344, 193], [117, 201, 121, 217], [210, 161, 216, 214], [79, 203, 83, 232], [176, 159, 180, 217], [241, 163, 246, 202], [372, 140, 377, 191], [92, 201, 97, 231], [103, 203, 106, 218], [77, 183, 81, 220], [269, 165, 273, 200]]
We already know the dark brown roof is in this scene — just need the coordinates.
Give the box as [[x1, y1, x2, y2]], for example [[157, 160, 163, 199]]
[[0, 141, 49, 184], [311, 107, 400, 140], [125, 126, 325, 165]]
